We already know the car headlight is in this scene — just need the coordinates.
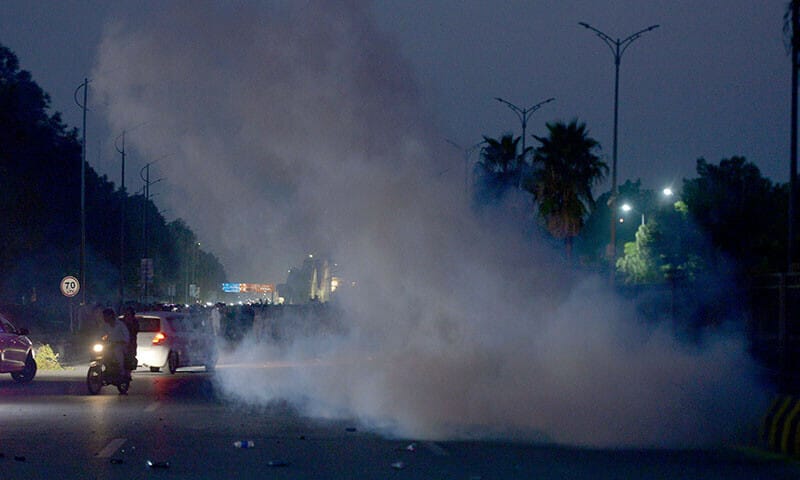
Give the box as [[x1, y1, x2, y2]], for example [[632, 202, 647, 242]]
[[92, 343, 104, 353]]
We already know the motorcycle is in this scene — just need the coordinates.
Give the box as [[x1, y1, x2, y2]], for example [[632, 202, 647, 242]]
[[86, 338, 131, 395]]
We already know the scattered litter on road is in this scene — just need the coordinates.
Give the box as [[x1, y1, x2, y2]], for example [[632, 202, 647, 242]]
[[110, 458, 124, 465], [267, 460, 290, 467], [234, 440, 255, 448], [396, 443, 416, 452], [14, 456, 25, 462], [391, 461, 406, 470], [146, 460, 170, 469]]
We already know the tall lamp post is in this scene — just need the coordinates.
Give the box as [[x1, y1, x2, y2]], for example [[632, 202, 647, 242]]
[[139, 162, 163, 302], [790, 0, 799, 273], [73, 78, 89, 305], [446, 139, 484, 198], [494, 97, 555, 166], [115, 132, 127, 310], [579, 21, 659, 283]]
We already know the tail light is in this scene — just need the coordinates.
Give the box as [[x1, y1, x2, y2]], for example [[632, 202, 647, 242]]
[[152, 332, 167, 345]]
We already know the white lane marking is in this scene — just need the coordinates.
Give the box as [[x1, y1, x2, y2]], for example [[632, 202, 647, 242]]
[[145, 401, 160, 412], [97, 438, 127, 458], [422, 442, 448, 456]]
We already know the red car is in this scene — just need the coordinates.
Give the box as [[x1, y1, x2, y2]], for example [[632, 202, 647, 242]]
[[0, 313, 36, 383]]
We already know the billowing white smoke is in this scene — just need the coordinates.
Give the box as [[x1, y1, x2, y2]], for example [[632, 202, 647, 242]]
[[93, 1, 766, 448]]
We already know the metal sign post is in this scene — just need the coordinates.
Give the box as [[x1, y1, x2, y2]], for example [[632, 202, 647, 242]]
[[60, 276, 80, 333]]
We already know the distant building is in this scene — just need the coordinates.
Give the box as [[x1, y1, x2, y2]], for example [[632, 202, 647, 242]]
[[279, 255, 332, 304]]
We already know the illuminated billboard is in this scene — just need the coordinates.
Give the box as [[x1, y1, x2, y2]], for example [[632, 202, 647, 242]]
[[221, 283, 275, 293]]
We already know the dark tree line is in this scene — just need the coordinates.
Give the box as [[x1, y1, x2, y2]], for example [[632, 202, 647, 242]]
[[0, 43, 226, 312]]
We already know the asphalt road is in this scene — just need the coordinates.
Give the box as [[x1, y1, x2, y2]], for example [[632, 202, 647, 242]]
[[0, 366, 799, 480]]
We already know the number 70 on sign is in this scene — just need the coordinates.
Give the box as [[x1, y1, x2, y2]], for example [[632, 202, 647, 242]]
[[60, 276, 80, 297]]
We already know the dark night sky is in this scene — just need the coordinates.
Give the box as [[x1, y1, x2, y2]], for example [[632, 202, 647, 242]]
[[0, 1, 791, 280]]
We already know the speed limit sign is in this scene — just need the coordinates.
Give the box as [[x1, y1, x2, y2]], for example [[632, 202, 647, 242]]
[[60, 276, 80, 297]]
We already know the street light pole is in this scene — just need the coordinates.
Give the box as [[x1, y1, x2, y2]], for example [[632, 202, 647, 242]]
[[579, 22, 659, 284], [139, 162, 162, 302], [115, 131, 127, 310], [790, 0, 799, 273], [446, 139, 484, 198], [73, 78, 89, 305], [494, 97, 555, 166]]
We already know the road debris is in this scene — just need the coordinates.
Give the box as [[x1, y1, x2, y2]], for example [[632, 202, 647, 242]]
[[146, 460, 170, 469], [391, 461, 406, 470], [234, 440, 255, 448], [267, 460, 290, 467]]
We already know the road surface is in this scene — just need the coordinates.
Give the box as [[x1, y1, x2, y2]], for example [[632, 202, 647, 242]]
[[0, 366, 797, 479]]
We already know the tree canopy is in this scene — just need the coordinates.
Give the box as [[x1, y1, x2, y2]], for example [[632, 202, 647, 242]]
[[0, 43, 226, 308], [526, 119, 606, 257]]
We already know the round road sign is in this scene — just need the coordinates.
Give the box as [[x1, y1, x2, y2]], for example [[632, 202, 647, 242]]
[[60, 276, 80, 297]]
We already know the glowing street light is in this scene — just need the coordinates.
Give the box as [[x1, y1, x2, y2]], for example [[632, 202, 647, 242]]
[[620, 202, 644, 226]]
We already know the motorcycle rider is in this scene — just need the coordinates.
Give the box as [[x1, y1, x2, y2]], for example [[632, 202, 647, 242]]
[[101, 308, 129, 381]]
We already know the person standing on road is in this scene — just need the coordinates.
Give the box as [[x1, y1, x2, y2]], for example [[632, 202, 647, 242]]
[[211, 304, 222, 337], [121, 307, 138, 375]]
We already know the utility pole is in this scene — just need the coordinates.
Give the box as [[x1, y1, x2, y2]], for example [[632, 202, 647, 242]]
[[115, 131, 127, 310], [446, 139, 485, 199], [579, 22, 659, 284], [790, 0, 799, 273], [74, 78, 89, 305], [139, 163, 161, 303]]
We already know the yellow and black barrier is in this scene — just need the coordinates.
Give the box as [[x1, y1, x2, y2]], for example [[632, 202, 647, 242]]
[[761, 395, 800, 457]]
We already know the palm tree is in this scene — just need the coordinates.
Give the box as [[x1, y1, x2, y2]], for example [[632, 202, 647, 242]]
[[527, 120, 607, 258], [473, 133, 529, 202]]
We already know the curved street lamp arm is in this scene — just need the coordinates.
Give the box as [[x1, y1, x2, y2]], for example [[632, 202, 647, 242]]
[[446, 138, 486, 155], [468, 139, 486, 153], [579, 22, 618, 56], [523, 97, 556, 120], [621, 24, 660, 46], [578, 22, 614, 43], [115, 131, 126, 155], [445, 139, 461, 150], [619, 25, 660, 57], [73, 81, 90, 110], [495, 97, 525, 123]]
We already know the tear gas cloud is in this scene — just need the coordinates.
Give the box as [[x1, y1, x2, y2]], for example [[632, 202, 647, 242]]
[[93, 1, 766, 448]]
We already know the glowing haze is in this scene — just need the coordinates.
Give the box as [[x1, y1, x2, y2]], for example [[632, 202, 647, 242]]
[[93, 1, 766, 447]]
